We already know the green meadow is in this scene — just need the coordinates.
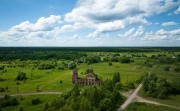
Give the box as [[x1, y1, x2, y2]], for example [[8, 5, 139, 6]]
[[0, 48, 180, 111]]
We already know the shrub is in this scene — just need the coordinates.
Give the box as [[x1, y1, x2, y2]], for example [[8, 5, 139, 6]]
[[16, 72, 27, 81], [68, 62, 76, 69], [58, 67, 64, 70], [108, 62, 112, 66], [19, 106, 24, 111], [0, 78, 6, 81], [127, 82, 135, 89], [115, 82, 122, 90], [59, 80, 63, 84], [31, 98, 41, 105], [16, 82, 20, 85], [38, 62, 56, 69], [0, 66, 4, 70], [0, 87, 5, 92], [164, 66, 170, 71], [0, 97, 19, 107], [119, 57, 131, 63], [174, 67, 180, 72]]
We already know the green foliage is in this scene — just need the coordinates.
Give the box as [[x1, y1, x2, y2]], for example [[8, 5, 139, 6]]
[[58, 66, 64, 70], [85, 56, 101, 64], [36, 85, 41, 91], [108, 62, 112, 66], [44, 75, 125, 111], [126, 82, 135, 89], [111, 56, 119, 62], [38, 61, 56, 69], [101, 79, 114, 92], [16, 72, 27, 81], [126, 102, 179, 111], [164, 66, 170, 71], [43, 102, 49, 111], [0, 78, 7, 81], [119, 57, 131, 63], [19, 106, 24, 111], [71, 84, 80, 96], [31, 98, 41, 105], [68, 62, 76, 69], [115, 82, 122, 90], [142, 73, 179, 99], [0, 87, 5, 92], [174, 67, 180, 72], [99, 98, 112, 111], [0, 66, 5, 70], [59, 80, 63, 84], [0, 97, 19, 107], [112, 72, 121, 85]]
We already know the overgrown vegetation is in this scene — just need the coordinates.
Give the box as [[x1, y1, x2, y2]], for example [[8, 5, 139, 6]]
[[16, 72, 28, 81], [0, 95, 19, 108], [44, 73, 124, 111], [142, 73, 180, 99], [0, 47, 180, 111]]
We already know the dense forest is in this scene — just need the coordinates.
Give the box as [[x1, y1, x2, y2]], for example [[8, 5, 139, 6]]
[[0, 47, 179, 61]]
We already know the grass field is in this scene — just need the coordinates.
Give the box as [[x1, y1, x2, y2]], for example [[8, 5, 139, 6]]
[[139, 88, 180, 108], [125, 102, 180, 111], [1, 94, 60, 111], [0, 61, 147, 94], [0, 51, 180, 111]]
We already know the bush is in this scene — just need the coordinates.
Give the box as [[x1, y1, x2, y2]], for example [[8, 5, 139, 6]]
[[0, 97, 19, 107], [127, 82, 135, 89], [31, 98, 41, 105], [119, 57, 131, 63], [68, 62, 76, 69], [19, 106, 24, 111], [58, 67, 64, 70], [16, 72, 27, 81], [59, 80, 63, 84], [16, 82, 20, 85], [38, 62, 56, 69], [108, 62, 112, 66], [0, 66, 4, 70], [0, 87, 5, 92], [174, 67, 180, 72], [164, 66, 170, 71], [115, 82, 122, 90], [0, 78, 6, 81]]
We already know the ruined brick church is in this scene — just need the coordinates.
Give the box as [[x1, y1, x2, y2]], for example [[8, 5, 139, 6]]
[[72, 68, 101, 85]]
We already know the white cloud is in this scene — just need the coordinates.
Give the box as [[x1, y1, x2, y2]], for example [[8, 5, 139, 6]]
[[12, 15, 62, 32], [175, 6, 180, 14], [64, 0, 179, 33], [162, 21, 177, 26], [118, 26, 180, 42], [132, 25, 144, 37], [118, 25, 144, 39], [86, 31, 104, 38], [118, 28, 135, 37], [142, 29, 180, 41], [0, 14, 89, 46]]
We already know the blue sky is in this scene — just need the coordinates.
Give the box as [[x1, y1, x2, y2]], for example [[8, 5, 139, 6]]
[[0, 0, 180, 46]]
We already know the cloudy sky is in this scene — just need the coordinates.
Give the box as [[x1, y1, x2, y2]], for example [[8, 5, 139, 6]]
[[0, 0, 180, 46]]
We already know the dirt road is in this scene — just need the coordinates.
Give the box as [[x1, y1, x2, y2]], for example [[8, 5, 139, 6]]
[[117, 84, 142, 111], [0, 91, 62, 98]]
